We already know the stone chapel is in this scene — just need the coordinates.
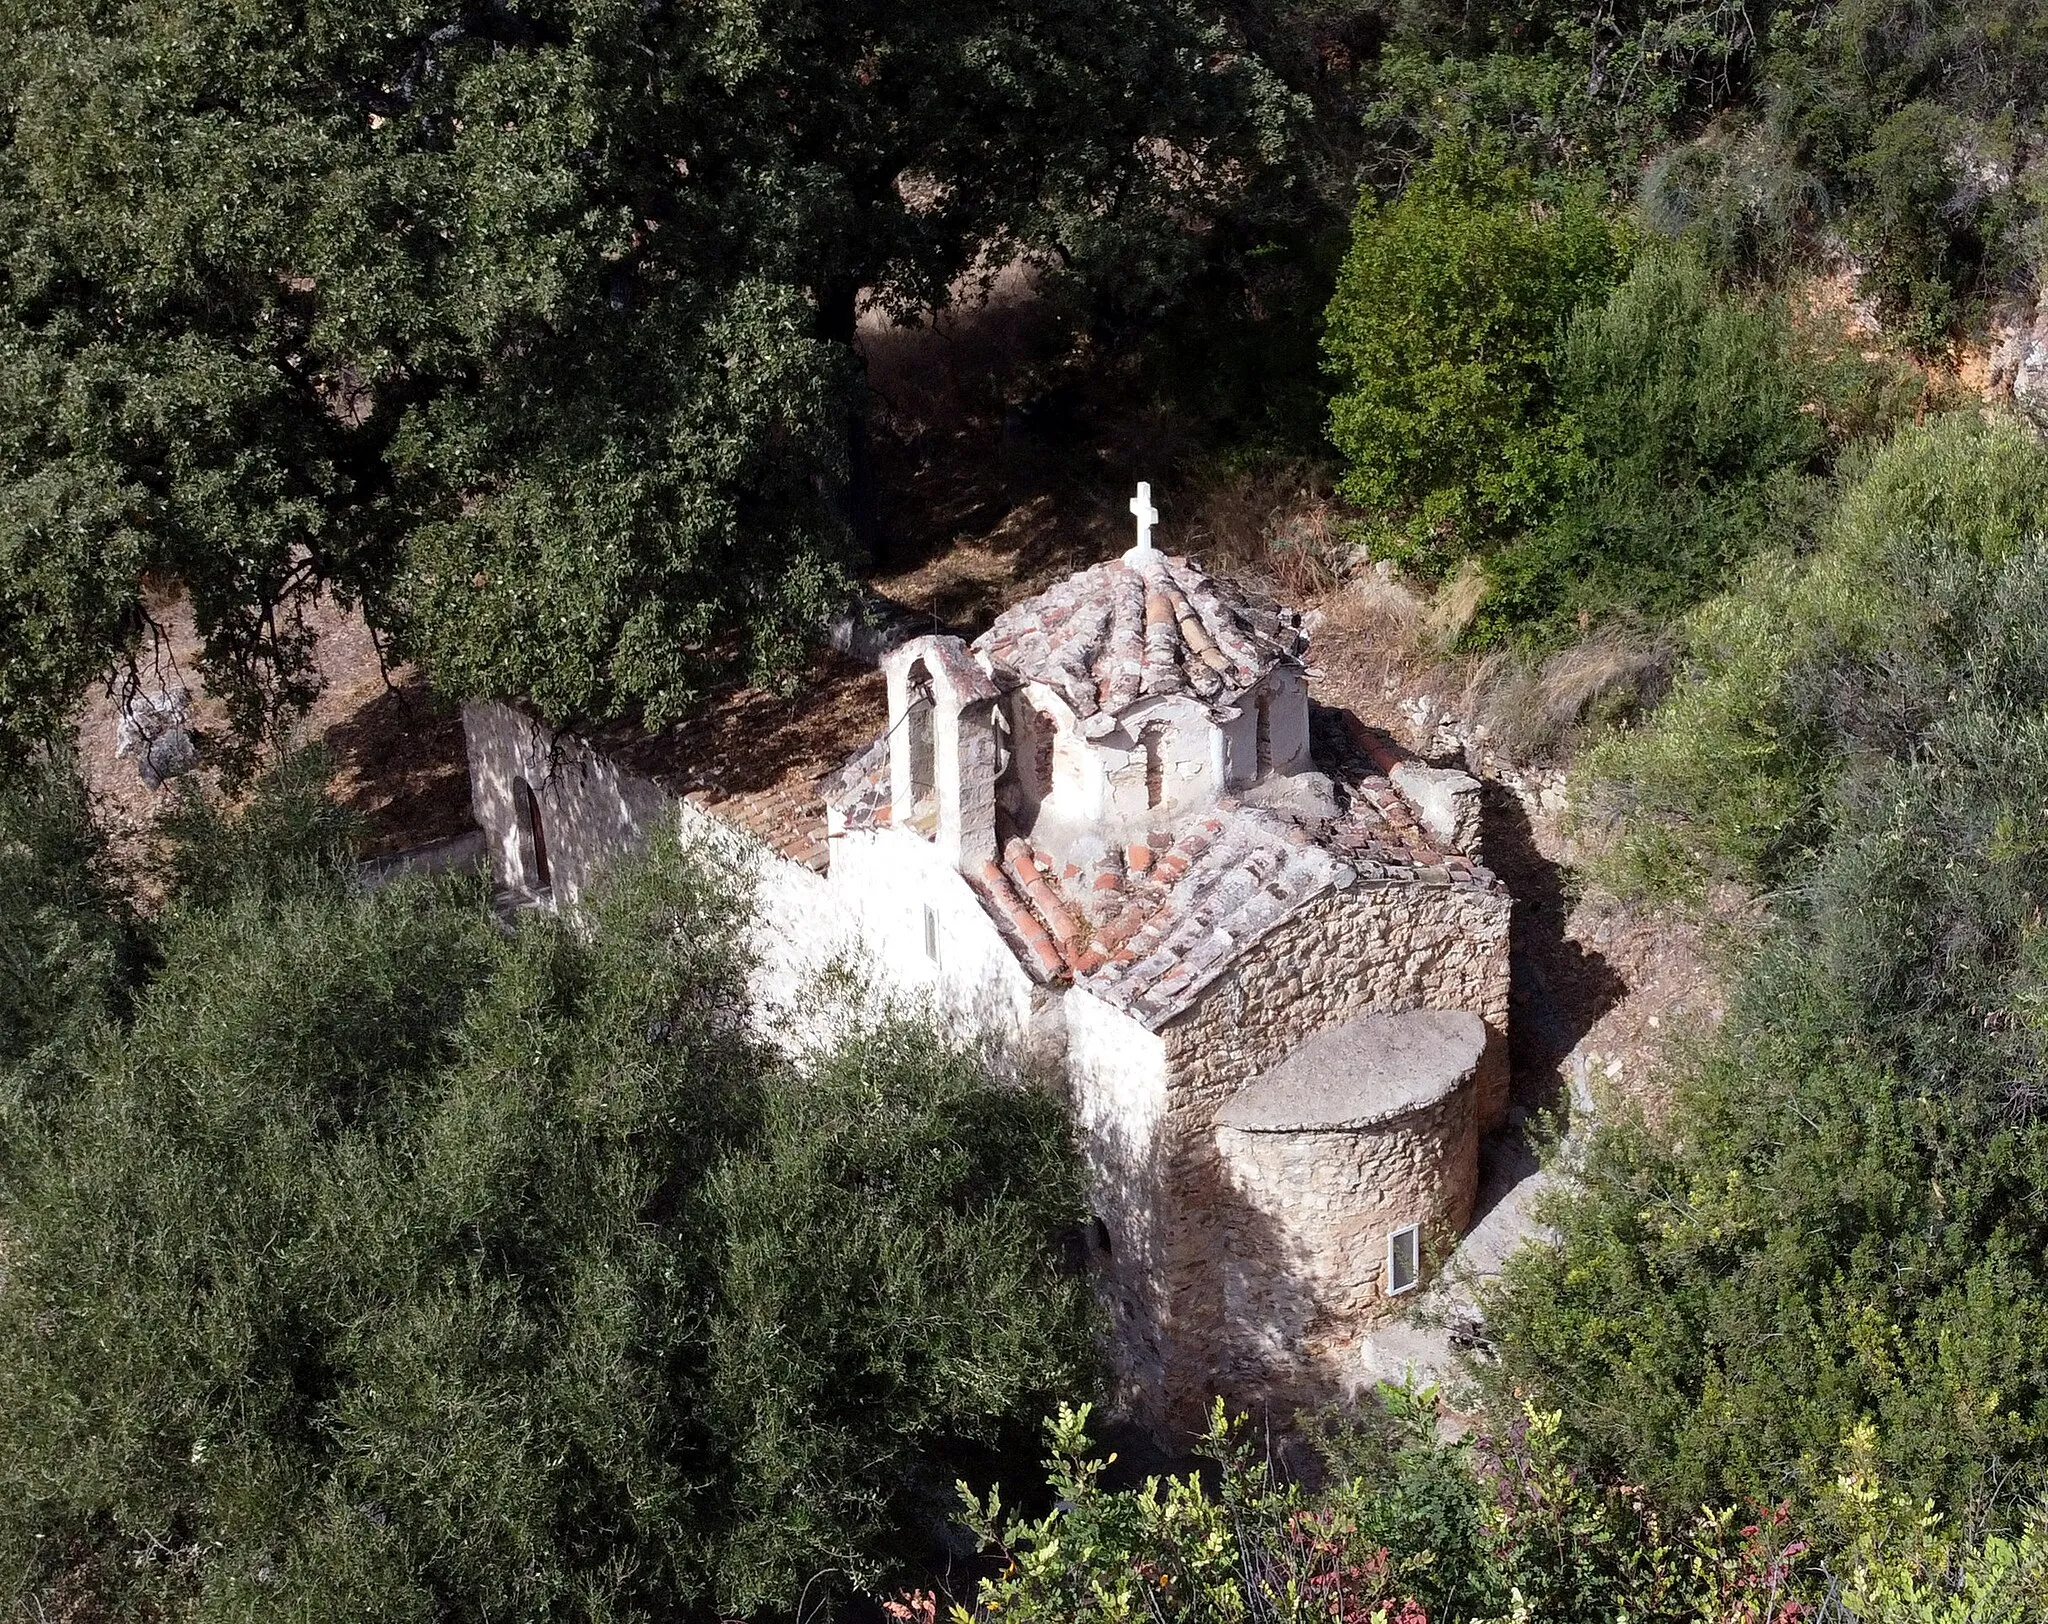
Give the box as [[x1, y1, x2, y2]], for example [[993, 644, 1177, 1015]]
[[461, 486, 1513, 1432]]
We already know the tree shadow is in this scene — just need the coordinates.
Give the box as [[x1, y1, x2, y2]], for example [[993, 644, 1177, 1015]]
[[319, 680, 476, 858]]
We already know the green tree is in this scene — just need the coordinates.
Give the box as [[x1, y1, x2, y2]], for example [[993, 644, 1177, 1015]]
[[1477, 245, 1826, 639], [1322, 144, 1627, 572], [0, 771, 1097, 1619], [0, 0, 1299, 763]]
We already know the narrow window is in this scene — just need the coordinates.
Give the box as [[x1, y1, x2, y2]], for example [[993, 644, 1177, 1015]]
[[1142, 726, 1166, 809], [1387, 1224, 1420, 1296], [513, 776, 551, 892], [905, 659, 937, 832], [923, 904, 941, 965], [1255, 689, 1273, 778], [1089, 1216, 1113, 1258]]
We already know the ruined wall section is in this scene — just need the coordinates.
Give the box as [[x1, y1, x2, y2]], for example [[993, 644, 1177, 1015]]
[[463, 700, 670, 907]]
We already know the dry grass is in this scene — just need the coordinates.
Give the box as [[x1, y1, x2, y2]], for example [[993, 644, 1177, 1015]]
[[1422, 561, 1488, 651], [1463, 629, 1669, 761]]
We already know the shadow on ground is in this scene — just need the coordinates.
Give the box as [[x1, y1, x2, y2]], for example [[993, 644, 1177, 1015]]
[[1477, 781, 1628, 1128]]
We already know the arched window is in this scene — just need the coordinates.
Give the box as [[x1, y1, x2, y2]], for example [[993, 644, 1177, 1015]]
[[1255, 688, 1273, 779], [512, 776, 551, 892]]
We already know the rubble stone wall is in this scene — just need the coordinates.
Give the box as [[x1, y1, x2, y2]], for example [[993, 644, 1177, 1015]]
[[1146, 879, 1510, 1428], [1210, 1085, 1477, 1410]]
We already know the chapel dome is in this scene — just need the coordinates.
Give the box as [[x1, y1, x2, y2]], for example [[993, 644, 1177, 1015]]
[[971, 552, 1309, 732]]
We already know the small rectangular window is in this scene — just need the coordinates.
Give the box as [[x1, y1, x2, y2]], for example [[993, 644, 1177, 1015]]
[[923, 905, 941, 965], [1388, 1225, 1421, 1296]]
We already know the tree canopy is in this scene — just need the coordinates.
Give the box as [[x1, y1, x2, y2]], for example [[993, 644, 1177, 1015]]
[[0, 0, 1298, 762], [0, 764, 1098, 1620]]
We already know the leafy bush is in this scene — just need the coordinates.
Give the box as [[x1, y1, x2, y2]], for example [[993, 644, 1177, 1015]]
[[948, 1394, 1818, 1623], [945, 1397, 2048, 1622], [1478, 246, 1827, 640], [1485, 415, 2048, 1525], [0, 771, 1097, 1620], [1323, 144, 1628, 571], [1577, 412, 2048, 897]]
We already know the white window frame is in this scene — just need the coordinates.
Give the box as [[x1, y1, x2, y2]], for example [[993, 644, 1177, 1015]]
[[1387, 1224, 1421, 1296], [922, 904, 941, 966]]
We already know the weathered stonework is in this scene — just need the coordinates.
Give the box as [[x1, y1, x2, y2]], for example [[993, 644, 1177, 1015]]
[[460, 530, 1515, 1442]]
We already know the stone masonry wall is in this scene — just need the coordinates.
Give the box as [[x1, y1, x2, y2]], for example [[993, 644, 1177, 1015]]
[[1210, 1087, 1477, 1410], [1147, 880, 1510, 1428]]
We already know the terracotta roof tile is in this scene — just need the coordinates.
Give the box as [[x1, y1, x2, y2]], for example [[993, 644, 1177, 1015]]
[[973, 553, 1308, 725]]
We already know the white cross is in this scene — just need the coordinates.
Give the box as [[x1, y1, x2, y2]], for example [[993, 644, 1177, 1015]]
[[1127, 481, 1161, 559]]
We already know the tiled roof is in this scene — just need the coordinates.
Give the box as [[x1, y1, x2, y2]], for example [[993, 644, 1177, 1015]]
[[972, 553, 1308, 728], [950, 711, 1501, 1028], [823, 731, 891, 832]]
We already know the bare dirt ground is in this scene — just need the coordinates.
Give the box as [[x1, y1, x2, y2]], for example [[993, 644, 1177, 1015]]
[[75, 591, 473, 882]]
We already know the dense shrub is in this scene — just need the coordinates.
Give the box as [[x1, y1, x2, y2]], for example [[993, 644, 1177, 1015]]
[[0, 750, 143, 1072], [1485, 412, 2048, 1526], [0, 773, 1097, 1620], [1577, 412, 2048, 897], [1322, 143, 1627, 571], [1477, 246, 1827, 640]]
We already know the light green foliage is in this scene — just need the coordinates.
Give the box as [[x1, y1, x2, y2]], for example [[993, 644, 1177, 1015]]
[[1478, 246, 1826, 640], [1485, 417, 2048, 1524], [0, 767, 1097, 1620], [1579, 412, 2048, 896], [1830, 1427, 2048, 1623], [950, 1394, 1818, 1623], [0, 0, 1295, 762], [1323, 144, 1627, 571]]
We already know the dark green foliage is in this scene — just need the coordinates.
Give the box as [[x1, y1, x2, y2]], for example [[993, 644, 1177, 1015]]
[[0, 750, 142, 1071], [0, 0, 1296, 761], [1323, 143, 1627, 569], [1486, 414, 2048, 1522], [0, 775, 1097, 1620], [155, 746, 364, 909], [1363, 0, 1767, 179], [1761, 0, 2048, 342], [1478, 246, 1827, 639]]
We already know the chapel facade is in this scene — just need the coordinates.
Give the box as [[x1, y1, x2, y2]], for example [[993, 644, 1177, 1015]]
[[461, 489, 1513, 1431]]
